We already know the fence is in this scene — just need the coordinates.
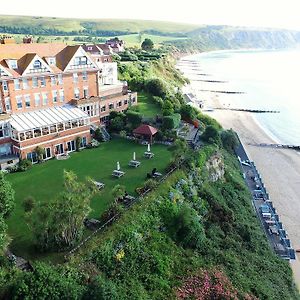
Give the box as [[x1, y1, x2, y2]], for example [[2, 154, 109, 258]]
[[65, 165, 179, 259]]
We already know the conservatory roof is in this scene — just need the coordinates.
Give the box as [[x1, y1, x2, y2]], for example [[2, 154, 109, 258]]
[[10, 105, 89, 132]]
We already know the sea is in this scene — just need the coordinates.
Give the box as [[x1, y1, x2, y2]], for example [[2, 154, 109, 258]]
[[182, 49, 300, 145]]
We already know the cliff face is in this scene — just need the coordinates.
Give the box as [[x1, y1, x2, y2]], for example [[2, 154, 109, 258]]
[[169, 26, 300, 51], [205, 153, 225, 182]]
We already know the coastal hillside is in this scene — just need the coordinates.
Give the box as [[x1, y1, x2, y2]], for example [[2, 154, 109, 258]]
[[170, 26, 300, 51], [0, 52, 298, 299], [0, 15, 198, 36], [1, 15, 300, 49]]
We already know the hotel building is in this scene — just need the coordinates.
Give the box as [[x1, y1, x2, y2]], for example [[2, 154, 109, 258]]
[[0, 40, 137, 167]]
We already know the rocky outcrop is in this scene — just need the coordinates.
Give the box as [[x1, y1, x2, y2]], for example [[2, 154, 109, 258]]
[[206, 153, 225, 182]]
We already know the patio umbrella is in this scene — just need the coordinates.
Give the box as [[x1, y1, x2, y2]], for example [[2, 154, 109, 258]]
[[147, 144, 151, 152], [117, 161, 120, 171], [133, 152, 136, 161]]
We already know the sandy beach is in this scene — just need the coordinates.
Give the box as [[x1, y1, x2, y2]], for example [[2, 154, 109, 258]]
[[203, 93, 300, 287]]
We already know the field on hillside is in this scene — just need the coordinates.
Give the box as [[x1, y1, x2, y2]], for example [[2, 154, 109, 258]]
[[0, 15, 198, 33], [0, 32, 186, 47]]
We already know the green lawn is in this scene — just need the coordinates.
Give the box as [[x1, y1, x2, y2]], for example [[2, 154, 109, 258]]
[[137, 93, 162, 117], [6, 138, 172, 261]]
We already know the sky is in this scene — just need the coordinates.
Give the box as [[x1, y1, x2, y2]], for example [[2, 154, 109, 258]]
[[1, 0, 300, 31]]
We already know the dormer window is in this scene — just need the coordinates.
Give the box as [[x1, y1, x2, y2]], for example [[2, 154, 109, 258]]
[[33, 60, 42, 69], [47, 57, 56, 66], [8, 60, 18, 69]]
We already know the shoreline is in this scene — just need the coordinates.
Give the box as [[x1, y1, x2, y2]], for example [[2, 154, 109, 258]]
[[178, 53, 300, 288]]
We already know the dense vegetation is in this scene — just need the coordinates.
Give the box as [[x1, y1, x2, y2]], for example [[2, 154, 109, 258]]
[[1, 128, 298, 299], [0, 44, 298, 299]]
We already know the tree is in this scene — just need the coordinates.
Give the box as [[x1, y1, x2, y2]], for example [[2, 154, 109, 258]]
[[141, 38, 154, 51], [162, 100, 174, 116], [0, 217, 8, 254], [12, 263, 85, 299], [126, 110, 142, 128], [35, 146, 45, 163], [170, 138, 188, 162], [0, 172, 15, 218], [202, 125, 221, 145], [110, 116, 125, 132], [221, 129, 239, 153], [145, 78, 168, 98], [180, 104, 197, 121], [112, 184, 126, 204], [28, 170, 96, 251]]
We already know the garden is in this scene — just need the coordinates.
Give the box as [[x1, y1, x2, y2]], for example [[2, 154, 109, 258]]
[[6, 138, 172, 261]]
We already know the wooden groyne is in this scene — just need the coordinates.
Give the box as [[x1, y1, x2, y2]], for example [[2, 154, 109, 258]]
[[213, 107, 280, 113], [200, 89, 245, 94], [248, 143, 300, 151]]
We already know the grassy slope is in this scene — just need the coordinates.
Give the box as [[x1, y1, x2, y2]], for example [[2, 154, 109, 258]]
[[137, 93, 161, 117], [0, 15, 198, 33], [72, 149, 299, 299], [6, 139, 171, 260]]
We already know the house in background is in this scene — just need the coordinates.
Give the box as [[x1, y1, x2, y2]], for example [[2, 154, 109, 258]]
[[0, 40, 137, 167], [105, 38, 125, 53]]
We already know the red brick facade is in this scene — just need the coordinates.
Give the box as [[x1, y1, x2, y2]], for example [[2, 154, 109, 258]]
[[0, 43, 137, 164]]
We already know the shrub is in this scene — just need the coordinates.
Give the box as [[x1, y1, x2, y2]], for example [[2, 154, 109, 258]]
[[94, 128, 104, 142], [201, 125, 221, 145], [145, 78, 168, 98], [75, 136, 82, 152], [180, 104, 197, 121], [18, 159, 32, 172], [35, 146, 45, 163], [162, 113, 181, 130], [22, 196, 35, 213], [221, 129, 239, 153], [109, 116, 125, 132], [126, 111, 142, 128]]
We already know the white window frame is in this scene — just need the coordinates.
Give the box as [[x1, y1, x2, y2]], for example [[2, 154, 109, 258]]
[[59, 89, 64, 102], [58, 74, 63, 85], [34, 93, 41, 107], [52, 90, 58, 103], [4, 97, 11, 111], [2, 81, 8, 92], [14, 79, 21, 91], [22, 78, 29, 89], [16, 95, 23, 109], [74, 88, 80, 99], [24, 94, 31, 108], [40, 77, 46, 87], [42, 92, 48, 105], [50, 76, 56, 86], [32, 76, 38, 88]]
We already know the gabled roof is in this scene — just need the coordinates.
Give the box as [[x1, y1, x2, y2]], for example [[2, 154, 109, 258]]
[[56, 45, 81, 71], [16, 53, 36, 74], [133, 124, 158, 136], [0, 62, 13, 77], [82, 44, 102, 54]]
